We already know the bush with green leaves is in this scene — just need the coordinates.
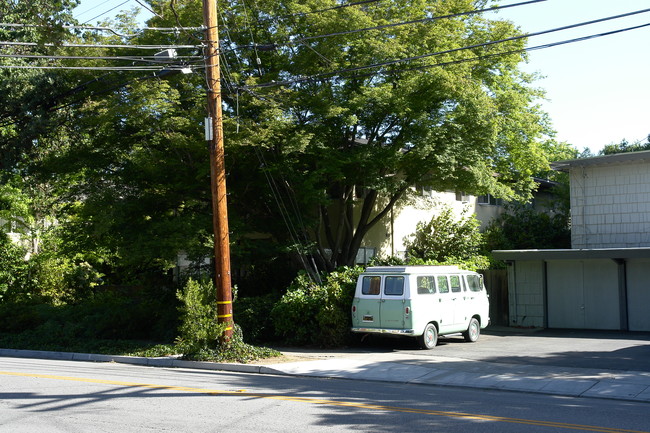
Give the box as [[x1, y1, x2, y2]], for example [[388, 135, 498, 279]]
[[234, 294, 278, 344], [271, 266, 363, 347], [0, 287, 179, 351], [482, 204, 570, 252], [175, 278, 279, 362], [0, 232, 30, 303], [404, 206, 483, 262], [370, 255, 490, 272]]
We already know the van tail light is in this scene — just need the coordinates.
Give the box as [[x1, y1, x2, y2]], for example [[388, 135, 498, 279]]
[[352, 305, 357, 313], [405, 306, 410, 315]]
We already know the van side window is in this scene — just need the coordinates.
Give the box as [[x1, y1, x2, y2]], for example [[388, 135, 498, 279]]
[[384, 276, 404, 296], [450, 275, 462, 293], [416, 276, 436, 294], [437, 276, 449, 293], [362, 276, 381, 295], [467, 274, 482, 292]]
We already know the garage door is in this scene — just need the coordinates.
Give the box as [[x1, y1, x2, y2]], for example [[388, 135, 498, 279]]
[[546, 260, 620, 330]]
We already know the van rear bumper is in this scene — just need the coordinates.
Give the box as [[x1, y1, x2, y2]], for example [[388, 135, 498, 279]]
[[351, 327, 415, 336]]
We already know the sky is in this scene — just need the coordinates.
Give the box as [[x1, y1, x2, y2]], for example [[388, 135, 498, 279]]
[[72, 0, 650, 154]]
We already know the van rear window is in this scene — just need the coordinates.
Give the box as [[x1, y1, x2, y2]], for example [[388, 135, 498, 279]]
[[384, 276, 404, 296], [362, 276, 381, 295]]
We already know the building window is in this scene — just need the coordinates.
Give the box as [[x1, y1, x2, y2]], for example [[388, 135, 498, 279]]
[[455, 191, 469, 202], [355, 247, 376, 264], [477, 194, 502, 206]]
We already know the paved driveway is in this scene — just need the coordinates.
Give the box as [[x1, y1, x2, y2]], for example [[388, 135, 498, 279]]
[[354, 327, 650, 372]]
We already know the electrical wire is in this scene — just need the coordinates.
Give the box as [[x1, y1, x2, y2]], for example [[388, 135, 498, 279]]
[[241, 20, 650, 89], [228, 2, 647, 55], [240, 0, 263, 76], [0, 40, 202, 49], [0, 22, 204, 35], [0, 64, 172, 71], [221, 0, 546, 52], [281, 0, 383, 19], [134, 0, 163, 19], [84, 0, 132, 24], [74, 0, 115, 18], [0, 53, 202, 62], [288, 0, 547, 44]]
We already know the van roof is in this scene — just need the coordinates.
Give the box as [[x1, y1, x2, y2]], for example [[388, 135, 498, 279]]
[[363, 265, 465, 274]]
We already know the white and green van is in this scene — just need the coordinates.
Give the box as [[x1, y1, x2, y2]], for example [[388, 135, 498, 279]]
[[351, 266, 490, 349]]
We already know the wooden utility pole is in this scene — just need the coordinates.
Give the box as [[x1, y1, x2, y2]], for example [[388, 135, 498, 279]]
[[202, 0, 233, 340]]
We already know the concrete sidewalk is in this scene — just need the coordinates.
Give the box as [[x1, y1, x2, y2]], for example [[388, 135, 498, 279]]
[[2, 347, 650, 403]]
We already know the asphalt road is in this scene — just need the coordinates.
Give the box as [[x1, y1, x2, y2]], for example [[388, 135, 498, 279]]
[[2, 357, 650, 433], [350, 328, 650, 372]]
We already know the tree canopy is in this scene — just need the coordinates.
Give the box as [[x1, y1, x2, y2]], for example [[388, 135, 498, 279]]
[[1, 0, 569, 286], [600, 138, 650, 156], [204, 0, 558, 269]]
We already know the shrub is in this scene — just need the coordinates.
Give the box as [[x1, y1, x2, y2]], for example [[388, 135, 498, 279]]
[[234, 294, 278, 344], [271, 266, 363, 347], [175, 278, 228, 356], [0, 232, 30, 303], [371, 255, 490, 272], [404, 206, 483, 262], [482, 204, 571, 252], [0, 288, 179, 351], [175, 278, 280, 362]]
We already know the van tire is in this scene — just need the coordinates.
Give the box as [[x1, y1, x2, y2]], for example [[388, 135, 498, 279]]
[[418, 323, 438, 349], [463, 317, 480, 342]]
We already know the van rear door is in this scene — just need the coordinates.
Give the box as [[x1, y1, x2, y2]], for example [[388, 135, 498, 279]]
[[355, 274, 382, 329], [379, 275, 406, 330]]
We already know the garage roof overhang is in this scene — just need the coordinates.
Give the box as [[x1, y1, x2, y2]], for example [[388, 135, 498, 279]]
[[492, 248, 650, 261], [551, 150, 650, 172]]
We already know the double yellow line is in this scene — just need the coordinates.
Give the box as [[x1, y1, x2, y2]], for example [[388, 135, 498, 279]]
[[1, 370, 645, 433]]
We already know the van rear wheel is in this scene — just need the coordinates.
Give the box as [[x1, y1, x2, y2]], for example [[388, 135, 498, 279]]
[[463, 317, 480, 342], [418, 323, 438, 349]]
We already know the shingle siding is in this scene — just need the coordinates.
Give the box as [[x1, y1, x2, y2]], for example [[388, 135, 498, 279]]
[[570, 160, 650, 249]]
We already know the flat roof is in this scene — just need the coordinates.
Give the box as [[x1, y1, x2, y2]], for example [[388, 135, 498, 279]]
[[363, 265, 463, 274], [492, 248, 650, 261], [551, 150, 650, 171]]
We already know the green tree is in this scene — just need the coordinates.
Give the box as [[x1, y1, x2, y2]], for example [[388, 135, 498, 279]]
[[196, 0, 561, 270], [600, 138, 650, 156], [2, 0, 569, 288], [404, 206, 482, 262]]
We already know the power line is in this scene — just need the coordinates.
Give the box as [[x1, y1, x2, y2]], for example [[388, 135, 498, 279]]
[[84, 0, 132, 24], [0, 64, 174, 71], [281, 0, 384, 19], [228, 3, 648, 57], [288, 0, 547, 44], [241, 20, 650, 89], [0, 53, 202, 62], [0, 41, 201, 50], [74, 0, 115, 18], [133, 0, 162, 19], [0, 22, 204, 35]]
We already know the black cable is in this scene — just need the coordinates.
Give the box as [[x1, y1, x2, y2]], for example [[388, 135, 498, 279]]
[[239, 16, 650, 89], [290, 0, 547, 44], [84, 0, 132, 24], [227, 0, 546, 51]]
